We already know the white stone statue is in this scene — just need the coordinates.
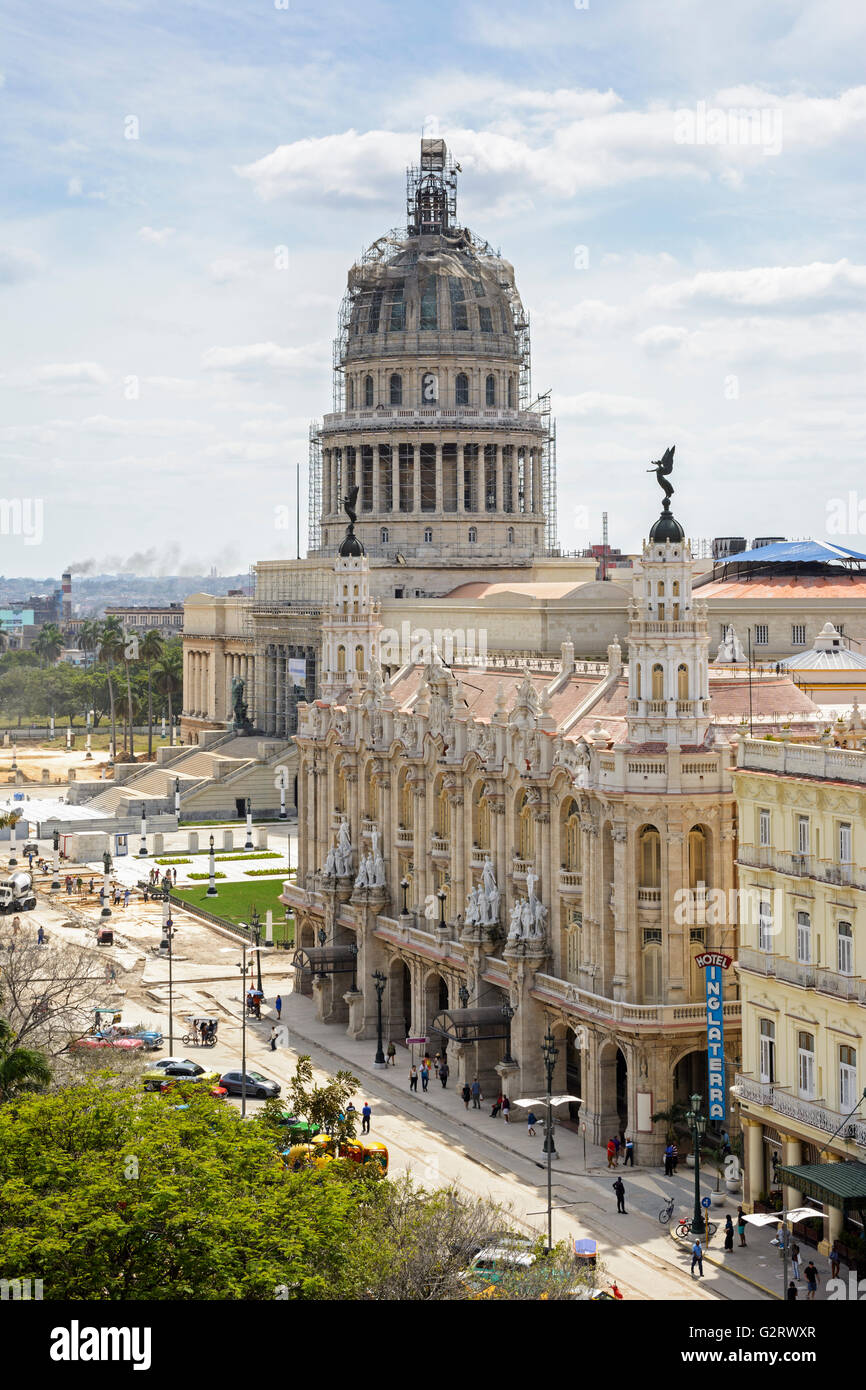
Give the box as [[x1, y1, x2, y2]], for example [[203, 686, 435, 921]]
[[508, 902, 523, 940], [323, 842, 337, 877], [531, 899, 548, 939], [372, 845, 386, 888], [338, 817, 352, 860], [482, 855, 497, 898], [485, 883, 501, 925], [370, 825, 379, 859], [354, 855, 369, 889], [526, 866, 538, 907], [520, 898, 534, 936], [465, 885, 481, 926], [715, 624, 746, 664]]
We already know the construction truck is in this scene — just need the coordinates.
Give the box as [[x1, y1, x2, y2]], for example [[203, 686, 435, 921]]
[[0, 870, 37, 913]]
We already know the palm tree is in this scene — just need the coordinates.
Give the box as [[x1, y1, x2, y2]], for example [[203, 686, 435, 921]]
[[0, 630, 7, 656], [34, 623, 64, 666], [0, 1018, 52, 1102], [98, 617, 124, 759], [77, 618, 101, 671], [122, 631, 136, 759], [153, 645, 183, 743], [140, 630, 164, 760]]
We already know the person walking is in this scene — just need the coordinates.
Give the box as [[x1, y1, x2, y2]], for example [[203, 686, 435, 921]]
[[613, 1176, 627, 1214], [361, 1102, 372, 1135], [420, 1062, 430, 1092], [501, 1096, 511, 1123], [36, 924, 45, 945], [691, 1238, 704, 1278], [471, 1076, 482, 1109], [409, 1065, 418, 1092], [386, 1040, 396, 1066], [829, 1241, 842, 1279], [76, 875, 83, 894], [461, 1082, 471, 1110], [607, 1138, 618, 1169], [791, 1242, 801, 1282], [123, 888, 130, 909], [612, 1134, 621, 1165], [787, 1280, 798, 1301], [623, 1136, 634, 1166], [804, 1260, 819, 1300], [736, 1206, 747, 1247], [275, 994, 282, 1020], [438, 1060, 450, 1088], [723, 1214, 734, 1252], [664, 1143, 674, 1177], [269, 1027, 278, 1052], [527, 1110, 538, 1137], [671, 1142, 679, 1172]]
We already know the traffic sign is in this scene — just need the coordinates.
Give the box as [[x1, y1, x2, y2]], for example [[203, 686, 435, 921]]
[[701, 1196, 712, 1209]]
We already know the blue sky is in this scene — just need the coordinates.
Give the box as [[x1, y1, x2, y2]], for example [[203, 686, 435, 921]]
[[1, 0, 865, 574]]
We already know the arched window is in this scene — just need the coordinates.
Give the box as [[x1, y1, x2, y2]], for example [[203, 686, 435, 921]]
[[399, 774, 413, 830], [474, 783, 491, 851], [639, 826, 661, 887], [364, 374, 374, 407], [678, 664, 689, 700], [424, 528, 433, 543], [468, 526, 477, 543], [456, 373, 469, 406], [337, 645, 346, 673], [688, 826, 707, 888], [485, 374, 496, 406], [355, 645, 364, 673], [507, 526, 514, 544], [389, 373, 402, 406], [347, 377, 355, 410], [651, 664, 664, 701], [380, 527, 389, 544], [435, 781, 451, 838], [518, 792, 534, 861], [563, 798, 580, 871], [507, 377, 515, 408]]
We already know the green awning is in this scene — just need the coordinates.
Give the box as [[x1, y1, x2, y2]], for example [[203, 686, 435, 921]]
[[775, 1160, 866, 1211]]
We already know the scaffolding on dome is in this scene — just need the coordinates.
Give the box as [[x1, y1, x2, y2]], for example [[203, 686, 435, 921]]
[[531, 390, 558, 556], [308, 423, 322, 554]]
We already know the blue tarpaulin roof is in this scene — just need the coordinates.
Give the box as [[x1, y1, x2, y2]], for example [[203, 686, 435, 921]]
[[721, 540, 866, 565]]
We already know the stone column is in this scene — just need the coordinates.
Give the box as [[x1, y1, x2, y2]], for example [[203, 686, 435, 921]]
[[457, 444, 466, 513], [611, 823, 629, 999], [450, 784, 465, 924], [666, 829, 687, 1000], [435, 442, 443, 513], [412, 442, 420, 515], [372, 443, 380, 513], [533, 447, 543, 515], [494, 444, 503, 514], [392, 443, 400, 516], [413, 780, 428, 910], [742, 1117, 764, 1209], [782, 1133, 803, 1211]]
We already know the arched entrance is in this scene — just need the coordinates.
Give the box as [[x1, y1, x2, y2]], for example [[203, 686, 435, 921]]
[[598, 1040, 629, 1141], [425, 971, 449, 1057], [388, 957, 412, 1041]]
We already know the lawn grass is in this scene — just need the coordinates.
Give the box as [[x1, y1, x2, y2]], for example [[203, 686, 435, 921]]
[[173, 877, 294, 940]]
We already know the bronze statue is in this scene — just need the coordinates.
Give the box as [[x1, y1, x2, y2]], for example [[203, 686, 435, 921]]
[[343, 485, 359, 525], [230, 676, 250, 731], [647, 445, 675, 504]]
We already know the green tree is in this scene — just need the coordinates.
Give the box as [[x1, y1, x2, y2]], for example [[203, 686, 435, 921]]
[[98, 617, 124, 758], [139, 629, 163, 759], [284, 1055, 360, 1140], [153, 641, 182, 737], [33, 623, 64, 666], [0, 1017, 52, 1102], [77, 618, 101, 672]]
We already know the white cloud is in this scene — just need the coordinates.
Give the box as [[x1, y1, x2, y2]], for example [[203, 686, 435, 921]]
[[634, 325, 690, 354], [0, 247, 41, 285], [647, 260, 866, 311], [67, 177, 83, 197], [79, 414, 213, 438], [208, 257, 252, 283], [201, 342, 321, 376], [137, 226, 176, 245], [553, 391, 662, 420], [1, 361, 112, 393]]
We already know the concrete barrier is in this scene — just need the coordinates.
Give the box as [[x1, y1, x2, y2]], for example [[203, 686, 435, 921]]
[[187, 832, 199, 852], [223, 831, 233, 851]]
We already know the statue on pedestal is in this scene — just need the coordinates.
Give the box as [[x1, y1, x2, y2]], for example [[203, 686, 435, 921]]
[[323, 842, 338, 877], [336, 818, 352, 876]]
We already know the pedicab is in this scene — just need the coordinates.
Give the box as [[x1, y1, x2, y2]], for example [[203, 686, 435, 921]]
[[181, 1017, 218, 1047], [312, 1133, 389, 1173], [282, 1143, 333, 1172]]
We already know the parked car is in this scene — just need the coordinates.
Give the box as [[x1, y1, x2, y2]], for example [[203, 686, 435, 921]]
[[142, 1063, 222, 1092], [72, 1034, 145, 1052], [106, 1024, 163, 1051], [149, 1057, 204, 1072], [219, 1070, 281, 1100]]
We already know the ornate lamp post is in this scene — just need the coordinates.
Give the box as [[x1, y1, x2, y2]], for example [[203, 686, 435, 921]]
[[174, 777, 180, 820], [100, 850, 112, 918], [206, 834, 218, 897], [279, 767, 287, 820], [540, 1028, 560, 1251], [318, 926, 327, 948], [400, 877, 410, 915], [161, 881, 175, 1052], [437, 887, 447, 930], [139, 803, 148, 857], [688, 1091, 708, 1234], [51, 828, 61, 890], [244, 797, 254, 851], [251, 905, 263, 994], [372, 968, 387, 1066], [348, 940, 358, 992], [501, 1001, 515, 1065], [458, 982, 470, 1009]]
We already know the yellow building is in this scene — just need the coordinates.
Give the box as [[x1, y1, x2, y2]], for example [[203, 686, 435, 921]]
[[732, 729, 866, 1252]]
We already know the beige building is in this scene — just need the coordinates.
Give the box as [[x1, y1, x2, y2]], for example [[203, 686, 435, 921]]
[[283, 483, 825, 1161], [732, 728, 866, 1250]]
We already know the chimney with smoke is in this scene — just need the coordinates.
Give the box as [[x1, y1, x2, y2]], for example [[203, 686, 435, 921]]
[[62, 569, 72, 621]]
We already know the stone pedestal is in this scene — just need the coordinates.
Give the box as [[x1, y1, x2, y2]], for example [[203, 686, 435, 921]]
[[223, 831, 233, 851], [153, 834, 164, 855], [188, 832, 199, 852]]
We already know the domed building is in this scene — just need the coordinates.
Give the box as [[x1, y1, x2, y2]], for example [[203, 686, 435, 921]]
[[313, 137, 555, 564]]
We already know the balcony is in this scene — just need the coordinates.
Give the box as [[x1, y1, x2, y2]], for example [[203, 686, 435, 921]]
[[533, 972, 741, 1030], [738, 946, 866, 1003], [737, 844, 866, 892], [637, 887, 662, 907], [558, 869, 583, 894], [512, 857, 533, 879], [395, 827, 414, 847], [470, 849, 487, 870], [431, 834, 451, 858], [734, 1073, 866, 1147], [322, 403, 546, 434]]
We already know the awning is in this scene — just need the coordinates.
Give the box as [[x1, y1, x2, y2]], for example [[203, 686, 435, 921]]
[[775, 1160, 866, 1212], [431, 1006, 511, 1044], [292, 944, 358, 979]]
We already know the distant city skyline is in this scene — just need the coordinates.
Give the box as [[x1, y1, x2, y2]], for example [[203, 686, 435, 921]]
[[2, 0, 865, 574]]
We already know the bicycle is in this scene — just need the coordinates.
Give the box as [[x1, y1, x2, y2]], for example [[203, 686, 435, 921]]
[[659, 1197, 675, 1225], [675, 1217, 692, 1238]]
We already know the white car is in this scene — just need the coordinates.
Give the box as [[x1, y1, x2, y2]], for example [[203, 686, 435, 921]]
[[149, 1056, 202, 1072]]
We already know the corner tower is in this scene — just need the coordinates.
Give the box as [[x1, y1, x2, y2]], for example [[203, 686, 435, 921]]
[[310, 137, 556, 564], [626, 449, 711, 748]]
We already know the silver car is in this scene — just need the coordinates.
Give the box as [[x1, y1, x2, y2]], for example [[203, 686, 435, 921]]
[[219, 1070, 281, 1100]]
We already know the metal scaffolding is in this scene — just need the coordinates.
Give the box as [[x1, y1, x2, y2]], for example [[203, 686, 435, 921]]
[[308, 423, 322, 555]]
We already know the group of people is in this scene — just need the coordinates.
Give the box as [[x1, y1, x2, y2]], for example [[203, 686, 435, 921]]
[[606, 1134, 635, 1167]]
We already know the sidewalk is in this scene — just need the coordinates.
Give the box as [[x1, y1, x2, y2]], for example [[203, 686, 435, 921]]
[[276, 989, 828, 1300]]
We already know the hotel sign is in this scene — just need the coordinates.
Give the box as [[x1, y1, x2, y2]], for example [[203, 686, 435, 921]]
[[694, 952, 732, 1121]]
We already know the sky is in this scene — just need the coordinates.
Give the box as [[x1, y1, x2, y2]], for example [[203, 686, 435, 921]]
[[1, 0, 865, 576]]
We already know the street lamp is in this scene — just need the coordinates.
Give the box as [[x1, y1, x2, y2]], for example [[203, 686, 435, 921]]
[[244, 797, 254, 851], [400, 877, 410, 915], [348, 940, 358, 992], [139, 803, 148, 857], [174, 777, 180, 820], [458, 982, 470, 1010], [688, 1091, 708, 1235], [238, 953, 253, 1118], [206, 834, 218, 897], [161, 881, 175, 1052], [541, 1028, 560, 1251], [501, 1001, 515, 1065], [372, 968, 387, 1067], [100, 850, 112, 918], [50, 828, 61, 890], [437, 887, 447, 930], [317, 926, 327, 948], [251, 905, 263, 994]]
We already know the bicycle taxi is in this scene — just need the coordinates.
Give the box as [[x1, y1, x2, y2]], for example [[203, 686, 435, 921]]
[[181, 1017, 218, 1047]]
